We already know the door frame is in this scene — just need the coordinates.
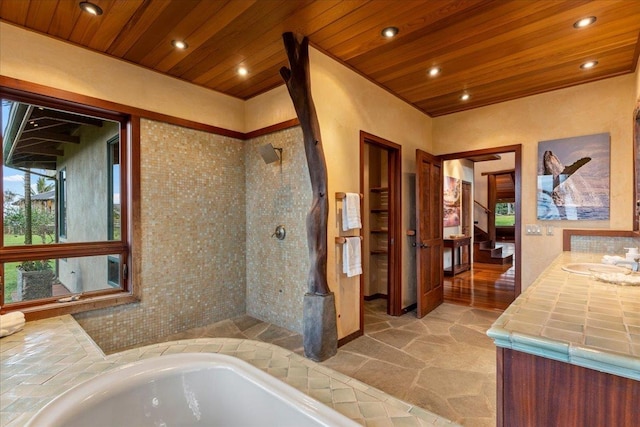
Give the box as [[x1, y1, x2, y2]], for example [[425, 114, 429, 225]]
[[440, 145, 522, 297], [461, 180, 472, 237], [360, 132, 402, 318]]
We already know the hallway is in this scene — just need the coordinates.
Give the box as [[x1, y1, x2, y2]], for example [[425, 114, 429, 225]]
[[444, 242, 516, 310]]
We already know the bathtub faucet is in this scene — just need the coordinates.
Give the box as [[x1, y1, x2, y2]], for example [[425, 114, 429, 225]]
[[614, 259, 639, 272]]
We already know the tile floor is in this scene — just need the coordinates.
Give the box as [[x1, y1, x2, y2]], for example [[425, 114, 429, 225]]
[[155, 301, 501, 427]]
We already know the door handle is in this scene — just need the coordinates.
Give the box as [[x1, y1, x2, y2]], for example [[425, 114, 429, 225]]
[[420, 242, 430, 248]]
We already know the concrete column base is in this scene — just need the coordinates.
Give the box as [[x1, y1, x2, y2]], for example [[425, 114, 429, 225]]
[[303, 292, 338, 362]]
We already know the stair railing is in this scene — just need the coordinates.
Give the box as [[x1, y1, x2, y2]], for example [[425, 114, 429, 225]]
[[474, 200, 492, 214]]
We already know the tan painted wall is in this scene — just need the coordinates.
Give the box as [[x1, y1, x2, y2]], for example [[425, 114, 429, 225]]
[[245, 48, 433, 338], [636, 56, 640, 101], [0, 23, 245, 132], [244, 86, 296, 132], [433, 75, 636, 289], [309, 48, 432, 337]]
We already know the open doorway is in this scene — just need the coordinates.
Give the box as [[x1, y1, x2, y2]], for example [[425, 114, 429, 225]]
[[359, 132, 402, 327], [440, 146, 522, 310]]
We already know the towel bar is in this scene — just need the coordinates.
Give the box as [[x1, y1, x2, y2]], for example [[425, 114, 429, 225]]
[[335, 236, 363, 244], [335, 192, 363, 200]]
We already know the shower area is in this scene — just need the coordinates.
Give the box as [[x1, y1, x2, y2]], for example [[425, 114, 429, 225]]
[[245, 127, 311, 334], [74, 120, 312, 352]]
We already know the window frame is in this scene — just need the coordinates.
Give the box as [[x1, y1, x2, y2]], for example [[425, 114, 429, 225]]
[[0, 83, 139, 319], [58, 168, 67, 239], [107, 135, 119, 241]]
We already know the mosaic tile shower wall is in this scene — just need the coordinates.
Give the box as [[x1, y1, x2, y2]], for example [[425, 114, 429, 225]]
[[74, 119, 247, 353], [245, 127, 311, 334]]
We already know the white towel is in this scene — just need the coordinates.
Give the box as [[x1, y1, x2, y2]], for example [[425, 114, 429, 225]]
[[602, 255, 625, 265], [343, 237, 363, 277], [0, 311, 25, 338], [342, 193, 362, 231]]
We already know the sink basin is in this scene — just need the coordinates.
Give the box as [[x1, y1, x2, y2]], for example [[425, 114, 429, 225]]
[[561, 263, 628, 275]]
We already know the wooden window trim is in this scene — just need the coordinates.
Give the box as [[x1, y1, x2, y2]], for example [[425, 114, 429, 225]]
[[0, 84, 140, 321]]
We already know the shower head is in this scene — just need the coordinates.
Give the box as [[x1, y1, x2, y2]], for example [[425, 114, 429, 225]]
[[258, 143, 282, 164]]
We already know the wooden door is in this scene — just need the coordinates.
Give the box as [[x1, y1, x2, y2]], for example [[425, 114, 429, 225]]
[[415, 149, 443, 318]]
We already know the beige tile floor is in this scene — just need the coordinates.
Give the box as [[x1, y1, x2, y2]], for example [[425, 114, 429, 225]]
[[159, 301, 501, 427]]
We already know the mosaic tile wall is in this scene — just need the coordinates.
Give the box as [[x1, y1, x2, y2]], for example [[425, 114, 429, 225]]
[[74, 119, 247, 352], [570, 235, 640, 254], [245, 127, 311, 334]]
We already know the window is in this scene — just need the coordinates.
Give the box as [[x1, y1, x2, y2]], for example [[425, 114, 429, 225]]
[[495, 201, 515, 227], [1, 87, 135, 314]]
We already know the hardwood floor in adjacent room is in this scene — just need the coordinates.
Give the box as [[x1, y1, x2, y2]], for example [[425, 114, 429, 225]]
[[444, 243, 516, 311], [444, 263, 515, 311]]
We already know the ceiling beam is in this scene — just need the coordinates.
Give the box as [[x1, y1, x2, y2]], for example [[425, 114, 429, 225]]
[[19, 131, 80, 144], [29, 109, 104, 127]]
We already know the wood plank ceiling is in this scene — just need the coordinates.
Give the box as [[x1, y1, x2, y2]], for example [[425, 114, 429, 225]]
[[1, 0, 639, 117]]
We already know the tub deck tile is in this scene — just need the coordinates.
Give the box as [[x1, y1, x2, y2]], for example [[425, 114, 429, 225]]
[[0, 317, 459, 427]]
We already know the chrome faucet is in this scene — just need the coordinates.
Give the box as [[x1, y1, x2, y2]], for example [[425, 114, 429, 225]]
[[614, 259, 640, 272]]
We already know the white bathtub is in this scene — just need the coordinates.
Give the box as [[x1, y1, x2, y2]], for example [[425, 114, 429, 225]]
[[26, 353, 360, 427]]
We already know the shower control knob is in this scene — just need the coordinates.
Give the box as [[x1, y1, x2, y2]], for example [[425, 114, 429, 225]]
[[272, 225, 286, 240]]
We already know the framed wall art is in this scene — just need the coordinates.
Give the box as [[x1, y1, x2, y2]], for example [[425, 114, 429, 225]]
[[443, 176, 461, 227], [537, 133, 610, 220]]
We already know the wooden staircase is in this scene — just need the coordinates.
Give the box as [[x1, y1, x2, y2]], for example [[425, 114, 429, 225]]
[[473, 226, 513, 265]]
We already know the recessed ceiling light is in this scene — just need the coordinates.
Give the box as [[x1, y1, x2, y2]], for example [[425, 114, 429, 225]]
[[381, 27, 399, 38], [428, 67, 441, 77], [238, 66, 248, 76], [460, 93, 470, 101], [580, 60, 598, 70], [79, 1, 103, 16], [573, 16, 596, 28], [171, 40, 188, 50]]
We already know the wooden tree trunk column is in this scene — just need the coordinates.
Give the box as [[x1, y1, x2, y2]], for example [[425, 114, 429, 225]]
[[280, 32, 336, 361]]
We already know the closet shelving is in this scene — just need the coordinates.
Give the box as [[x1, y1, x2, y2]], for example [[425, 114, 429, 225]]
[[369, 187, 389, 255]]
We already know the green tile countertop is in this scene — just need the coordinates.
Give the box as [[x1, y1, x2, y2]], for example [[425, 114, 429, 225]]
[[487, 252, 640, 380], [0, 315, 458, 427]]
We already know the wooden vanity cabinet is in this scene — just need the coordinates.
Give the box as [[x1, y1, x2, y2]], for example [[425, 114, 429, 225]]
[[497, 348, 640, 426]]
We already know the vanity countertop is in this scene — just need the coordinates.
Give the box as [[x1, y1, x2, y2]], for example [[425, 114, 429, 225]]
[[487, 251, 640, 380], [0, 315, 456, 427]]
